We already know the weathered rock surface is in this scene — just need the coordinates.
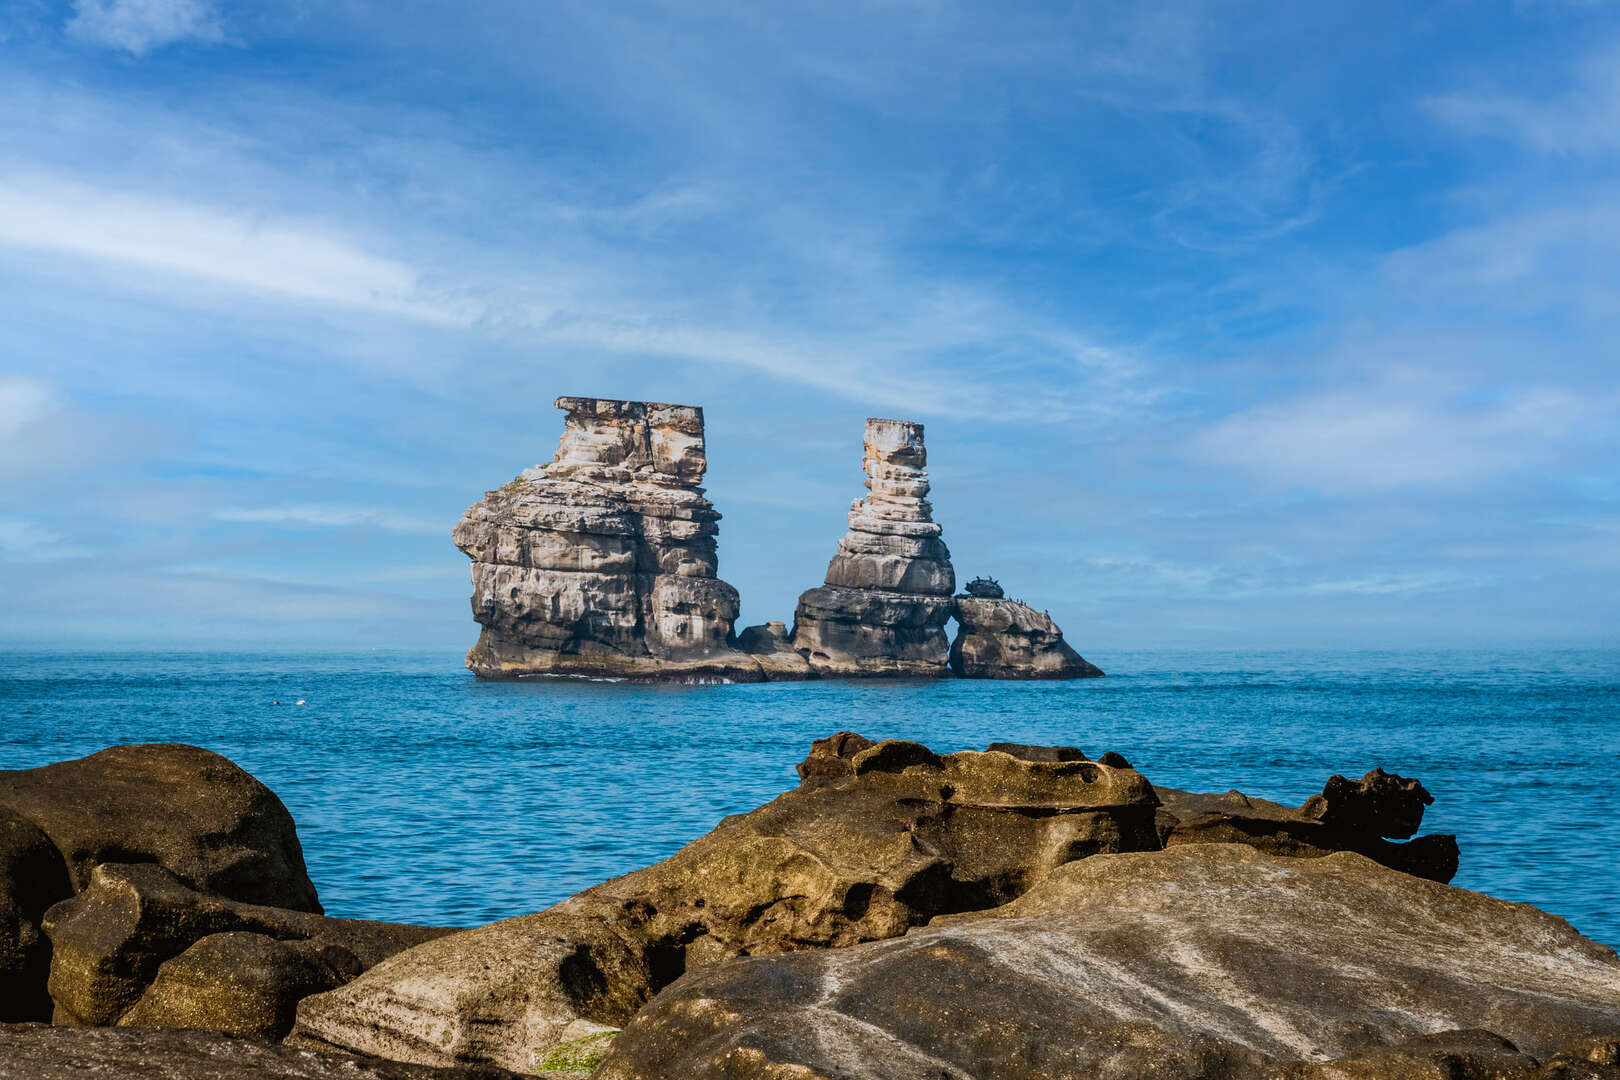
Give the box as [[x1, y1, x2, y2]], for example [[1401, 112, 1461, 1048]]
[[950, 595, 1103, 679], [0, 744, 323, 1021], [0, 744, 321, 913], [292, 733, 1160, 1072], [43, 862, 448, 1037], [790, 418, 957, 677], [0, 1024, 529, 1079], [116, 931, 358, 1040], [460, 405, 1107, 682], [593, 844, 1620, 1080], [733, 619, 813, 679], [1157, 767, 1460, 883], [453, 397, 764, 682]]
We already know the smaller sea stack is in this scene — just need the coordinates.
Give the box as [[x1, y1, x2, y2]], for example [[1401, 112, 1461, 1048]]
[[789, 418, 958, 677]]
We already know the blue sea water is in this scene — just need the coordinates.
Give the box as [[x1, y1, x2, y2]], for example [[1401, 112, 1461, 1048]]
[[1, 649, 1616, 945]]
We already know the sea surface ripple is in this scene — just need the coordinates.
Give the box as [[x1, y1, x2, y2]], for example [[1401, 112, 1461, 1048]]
[[2, 648, 1615, 944]]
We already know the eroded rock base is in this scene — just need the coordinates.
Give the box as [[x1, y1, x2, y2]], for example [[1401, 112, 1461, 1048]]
[[593, 846, 1620, 1080]]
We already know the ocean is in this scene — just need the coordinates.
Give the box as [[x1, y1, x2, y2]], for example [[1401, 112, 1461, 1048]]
[[2, 649, 1615, 945]]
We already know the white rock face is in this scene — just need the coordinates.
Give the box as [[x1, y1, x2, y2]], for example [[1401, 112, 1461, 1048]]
[[459, 403, 1104, 682], [452, 398, 762, 681], [789, 418, 956, 677]]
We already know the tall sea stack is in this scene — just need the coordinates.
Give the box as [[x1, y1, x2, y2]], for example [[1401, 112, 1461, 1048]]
[[788, 418, 957, 677], [451, 397, 762, 681]]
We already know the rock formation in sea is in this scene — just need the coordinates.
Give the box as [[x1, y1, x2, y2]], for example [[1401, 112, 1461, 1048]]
[[452, 397, 763, 682], [780, 418, 958, 678], [951, 595, 1103, 678], [458, 401, 1104, 681]]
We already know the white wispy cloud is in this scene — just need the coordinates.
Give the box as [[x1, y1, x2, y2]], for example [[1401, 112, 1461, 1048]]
[[0, 517, 93, 561], [0, 175, 478, 325], [1190, 379, 1601, 492], [1426, 40, 1620, 154], [0, 376, 52, 441], [66, 0, 223, 56], [1382, 203, 1620, 317], [215, 505, 444, 534]]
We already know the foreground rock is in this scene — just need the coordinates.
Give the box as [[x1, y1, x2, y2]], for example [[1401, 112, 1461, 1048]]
[[0, 1024, 528, 1079], [594, 844, 1620, 1080], [453, 397, 763, 682], [43, 863, 449, 1039], [1157, 767, 1460, 883], [293, 734, 1160, 1072], [785, 418, 957, 677], [0, 744, 320, 912], [950, 595, 1103, 679], [0, 809, 68, 1019], [0, 744, 323, 1022]]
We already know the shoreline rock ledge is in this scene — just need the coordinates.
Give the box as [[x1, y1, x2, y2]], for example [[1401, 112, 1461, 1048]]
[[455, 397, 1102, 682]]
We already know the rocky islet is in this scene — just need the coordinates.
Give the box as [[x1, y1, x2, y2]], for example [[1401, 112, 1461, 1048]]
[[455, 398, 1102, 682]]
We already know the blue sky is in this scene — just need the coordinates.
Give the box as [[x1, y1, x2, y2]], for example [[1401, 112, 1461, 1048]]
[[1, 0, 1616, 652]]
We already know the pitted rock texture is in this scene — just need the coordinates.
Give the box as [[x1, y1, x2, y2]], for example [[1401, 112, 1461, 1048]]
[[453, 397, 763, 681], [291, 732, 1160, 1073], [790, 418, 957, 677], [43, 862, 449, 1037], [950, 595, 1104, 679], [1157, 767, 1460, 883], [592, 845, 1620, 1080]]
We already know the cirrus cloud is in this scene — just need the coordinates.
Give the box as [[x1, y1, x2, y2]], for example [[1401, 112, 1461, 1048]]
[[66, 0, 223, 56]]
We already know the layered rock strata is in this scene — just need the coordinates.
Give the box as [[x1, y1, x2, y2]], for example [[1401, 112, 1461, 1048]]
[[291, 733, 1160, 1072], [460, 404, 1105, 681], [453, 398, 762, 681], [784, 418, 957, 677], [593, 845, 1620, 1080]]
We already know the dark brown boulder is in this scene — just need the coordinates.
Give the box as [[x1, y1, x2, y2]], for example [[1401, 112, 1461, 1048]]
[[1306, 766, 1434, 839], [42, 862, 449, 1032], [0, 1024, 530, 1079], [117, 931, 359, 1040], [293, 734, 1161, 1072], [593, 845, 1620, 1080], [1, 807, 71, 1020], [0, 744, 320, 912], [1156, 768, 1460, 883]]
